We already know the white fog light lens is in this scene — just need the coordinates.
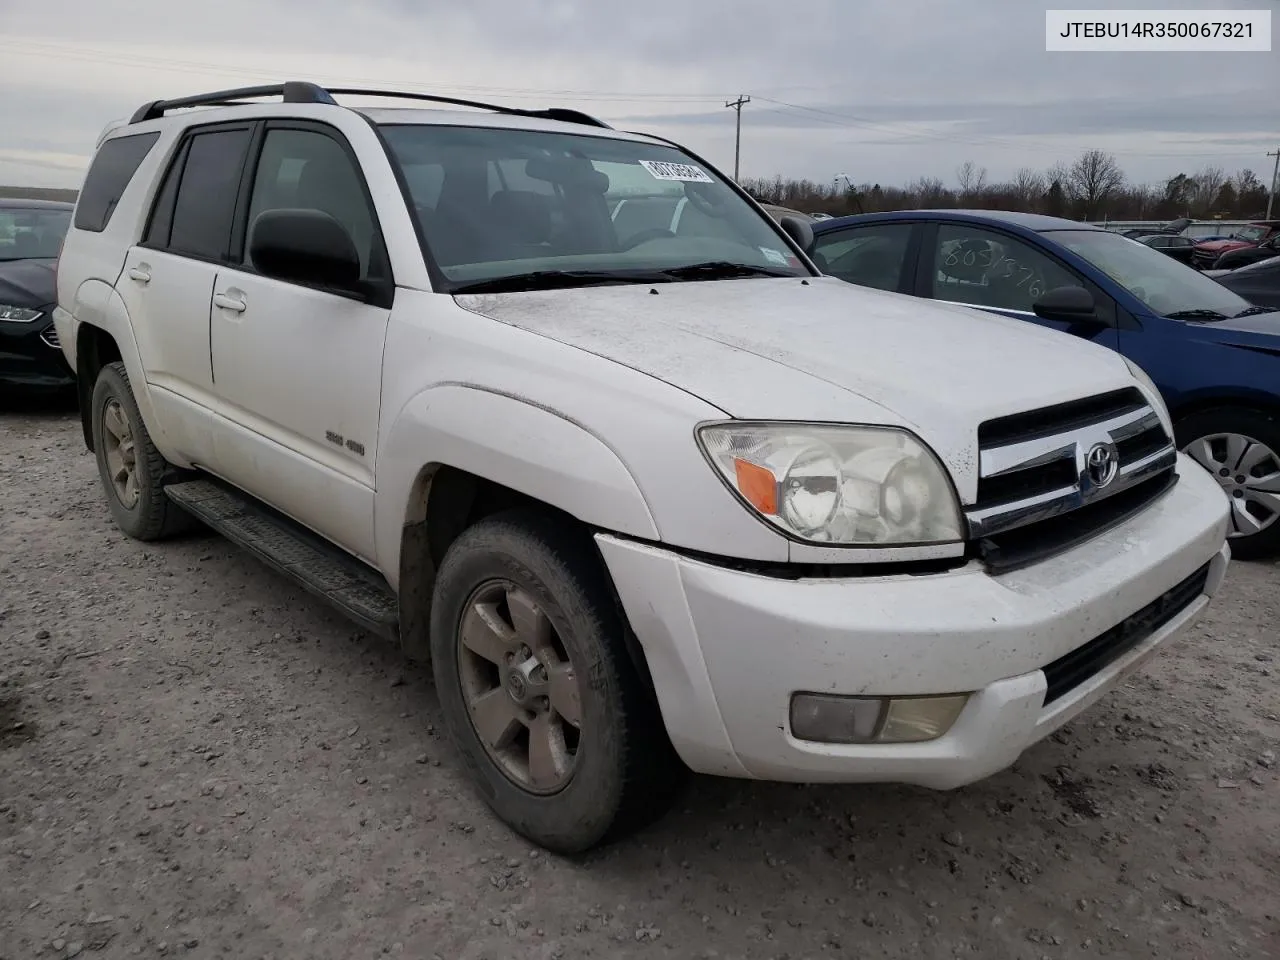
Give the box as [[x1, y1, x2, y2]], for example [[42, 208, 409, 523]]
[[698, 422, 963, 546], [790, 693, 969, 744], [790, 694, 885, 744], [879, 695, 969, 743]]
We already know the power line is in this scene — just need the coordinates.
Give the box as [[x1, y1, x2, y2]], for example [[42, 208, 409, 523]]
[[724, 95, 750, 181]]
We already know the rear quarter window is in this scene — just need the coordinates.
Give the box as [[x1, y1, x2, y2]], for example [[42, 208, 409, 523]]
[[74, 132, 161, 233]]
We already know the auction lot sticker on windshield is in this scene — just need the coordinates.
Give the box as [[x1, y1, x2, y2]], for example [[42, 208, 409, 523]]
[[639, 160, 713, 183]]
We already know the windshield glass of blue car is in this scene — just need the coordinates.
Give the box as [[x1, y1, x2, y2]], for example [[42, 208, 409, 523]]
[[0, 209, 70, 261], [1053, 229, 1261, 320], [379, 124, 808, 292]]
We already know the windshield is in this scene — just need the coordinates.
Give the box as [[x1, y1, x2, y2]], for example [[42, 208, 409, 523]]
[[1050, 229, 1253, 318], [1233, 225, 1267, 242], [0, 207, 70, 261], [379, 124, 808, 290]]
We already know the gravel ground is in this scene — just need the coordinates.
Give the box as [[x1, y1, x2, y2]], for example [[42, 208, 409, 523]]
[[2, 400, 1278, 960]]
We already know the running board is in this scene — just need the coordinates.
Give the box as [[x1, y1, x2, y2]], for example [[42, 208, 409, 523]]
[[165, 479, 399, 642]]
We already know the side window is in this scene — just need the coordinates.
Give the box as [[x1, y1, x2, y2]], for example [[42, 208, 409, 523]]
[[1147, 236, 1170, 248], [931, 224, 1078, 313], [167, 128, 253, 261], [245, 128, 382, 280], [74, 132, 160, 232], [811, 223, 913, 292]]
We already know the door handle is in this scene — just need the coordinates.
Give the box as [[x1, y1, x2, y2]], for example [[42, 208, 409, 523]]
[[213, 292, 247, 313], [127, 266, 151, 284]]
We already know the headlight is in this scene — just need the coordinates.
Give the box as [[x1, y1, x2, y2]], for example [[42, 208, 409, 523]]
[[1121, 358, 1173, 438], [697, 422, 963, 545], [0, 304, 42, 323]]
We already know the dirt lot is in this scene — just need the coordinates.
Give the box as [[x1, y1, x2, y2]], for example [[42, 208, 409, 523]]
[[2, 401, 1278, 960]]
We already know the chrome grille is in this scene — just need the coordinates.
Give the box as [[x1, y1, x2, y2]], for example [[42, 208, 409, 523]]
[[39, 325, 60, 349], [967, 388, 1177, 545]]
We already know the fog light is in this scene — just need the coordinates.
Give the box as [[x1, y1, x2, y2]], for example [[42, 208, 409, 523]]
[[880, 695, 968, 743], [790, 693, 969, 744]]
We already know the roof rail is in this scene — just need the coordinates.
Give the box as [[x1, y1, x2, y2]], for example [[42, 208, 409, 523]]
[[127, 81, 612, 129], [323, 88, 612, 129], [128, 82, 336, 124]]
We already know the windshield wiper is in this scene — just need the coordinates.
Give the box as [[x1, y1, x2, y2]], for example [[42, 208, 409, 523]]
[[1165, 308, 1228, 321], [657, 260, 796, 281], [451, 270, 659, 295], [1232, 305, 1275, 318]]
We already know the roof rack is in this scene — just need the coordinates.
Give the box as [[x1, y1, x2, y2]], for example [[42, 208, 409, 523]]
[[128, 81, 612, 129], [129, 82, 336, 124]]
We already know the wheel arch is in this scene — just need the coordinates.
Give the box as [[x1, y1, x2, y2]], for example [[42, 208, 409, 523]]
[[378, 384, 661, 664]]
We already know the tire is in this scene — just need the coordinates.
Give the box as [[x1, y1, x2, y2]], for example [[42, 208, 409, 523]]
[[90, 361, 194, 541], [1175, 406, 1280, 561], [429, 509, 684, 853]]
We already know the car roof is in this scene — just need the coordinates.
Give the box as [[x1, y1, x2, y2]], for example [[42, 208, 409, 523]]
[[813, 209, 1104, 234], [355, 107, 659, 143], [0, 197, 74, 211]]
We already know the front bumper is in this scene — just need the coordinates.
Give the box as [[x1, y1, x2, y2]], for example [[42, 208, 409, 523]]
[[0, 311, 74, 389], [598, 454, 1230, 786]]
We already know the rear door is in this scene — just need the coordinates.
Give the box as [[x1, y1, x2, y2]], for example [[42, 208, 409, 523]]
[[913, 220, 1121, 350], [122, 122, 255, 466]]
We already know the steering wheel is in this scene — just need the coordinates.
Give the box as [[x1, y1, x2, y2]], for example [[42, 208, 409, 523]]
[[618, 228, 675, 251]]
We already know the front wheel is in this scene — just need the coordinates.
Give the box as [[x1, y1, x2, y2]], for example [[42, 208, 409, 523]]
[[429, 510, 684, 853], [1176, 407, 1280, 560]]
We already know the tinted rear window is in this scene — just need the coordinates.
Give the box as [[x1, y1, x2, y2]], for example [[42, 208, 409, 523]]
[[166, 128, 252, 261], [74, 132, 160, 232]]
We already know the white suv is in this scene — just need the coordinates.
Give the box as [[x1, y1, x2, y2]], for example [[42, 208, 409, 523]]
[[55, 82, 1232, 853]]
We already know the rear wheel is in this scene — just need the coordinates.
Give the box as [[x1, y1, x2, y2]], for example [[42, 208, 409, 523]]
[[1176, 407, 1280, 560], [429, 509, 683, 853], [90, 362, 194, 541]]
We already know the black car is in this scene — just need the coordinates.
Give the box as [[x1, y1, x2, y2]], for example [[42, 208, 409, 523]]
[[1208, 256, 1280, 311], [1121, 217, 1193, 240], [1213, 234, 1280, 270], [1137, 232, 1199, 265], [0, 198, 74, 392]]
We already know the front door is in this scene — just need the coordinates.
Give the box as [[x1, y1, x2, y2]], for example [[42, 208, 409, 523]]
[[209, 122, 392, 562]]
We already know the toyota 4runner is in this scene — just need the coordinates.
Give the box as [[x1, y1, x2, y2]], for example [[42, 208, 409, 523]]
[[55, 82, 1232, 853]]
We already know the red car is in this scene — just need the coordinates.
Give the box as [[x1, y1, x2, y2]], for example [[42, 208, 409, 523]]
[[1192, 221, 1280, 269]]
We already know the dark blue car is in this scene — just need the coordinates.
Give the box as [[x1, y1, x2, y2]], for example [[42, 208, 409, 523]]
[[809, 210, 1280, 559]]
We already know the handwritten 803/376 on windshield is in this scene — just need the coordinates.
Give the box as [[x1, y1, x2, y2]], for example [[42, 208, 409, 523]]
[[1045, 8, 1271, 51]]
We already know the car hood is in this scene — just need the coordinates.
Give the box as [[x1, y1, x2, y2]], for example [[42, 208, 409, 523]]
[[455, 276, 1138, 497], [1198, 240, 1249, 253], [0, 257, 56, 308], [1189, 309, 1280, 338]]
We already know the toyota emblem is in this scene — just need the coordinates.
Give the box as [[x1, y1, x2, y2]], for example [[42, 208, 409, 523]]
[[1085, 442, 1119, 489]]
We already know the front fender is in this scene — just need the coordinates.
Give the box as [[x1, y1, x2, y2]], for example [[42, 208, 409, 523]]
[[375, 383, 659, 589]]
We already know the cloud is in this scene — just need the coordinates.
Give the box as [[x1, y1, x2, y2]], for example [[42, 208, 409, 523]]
[[0, 0, 1274, 190]]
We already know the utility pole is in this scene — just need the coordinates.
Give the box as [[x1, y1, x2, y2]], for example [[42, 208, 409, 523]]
[[1267, 148, 1280, 220], [725, 95, 750, 181]]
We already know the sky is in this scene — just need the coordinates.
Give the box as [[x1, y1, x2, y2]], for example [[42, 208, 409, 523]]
[[0, 0, 1276, 192]]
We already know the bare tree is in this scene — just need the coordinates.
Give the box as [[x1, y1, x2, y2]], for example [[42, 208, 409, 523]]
[[907, 176, 950, 207], [1012, 168, 1046, 210], [955, 161, 988, 202], [1067, 150, 1125, 219], [1189, 166, 1226, 215]]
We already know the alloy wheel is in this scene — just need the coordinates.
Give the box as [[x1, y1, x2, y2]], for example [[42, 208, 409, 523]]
[[457, 580, 583, 794]]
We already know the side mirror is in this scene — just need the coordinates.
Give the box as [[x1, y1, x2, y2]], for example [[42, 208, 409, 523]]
[[1033, 285, 1098, 321], [778, 214, 814, 252], [249, 209, 362, 292]]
